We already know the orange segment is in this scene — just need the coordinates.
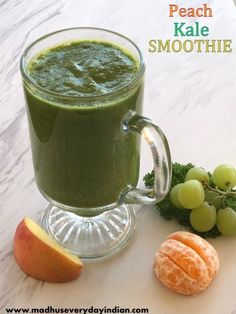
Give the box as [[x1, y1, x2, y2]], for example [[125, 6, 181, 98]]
[[168, 231, 219, 279], [159, 239, 210, 285], [155, 252, 206, 296]]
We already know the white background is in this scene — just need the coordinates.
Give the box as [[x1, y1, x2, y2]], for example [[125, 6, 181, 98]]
[[0, 0, 236, 313]]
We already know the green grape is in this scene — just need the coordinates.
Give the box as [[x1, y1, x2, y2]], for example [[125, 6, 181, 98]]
[[216, 207, 236, 236], [185, 167, 209, 184], [204, 190, 222, 210], [190, 202, 216, 232], [170, 184, 184, 209], [178, 179, 205, 209], [212, 164, 236, 191]]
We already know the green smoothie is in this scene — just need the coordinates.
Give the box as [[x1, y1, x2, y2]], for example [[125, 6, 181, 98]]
[[24, 41, 143, 209]]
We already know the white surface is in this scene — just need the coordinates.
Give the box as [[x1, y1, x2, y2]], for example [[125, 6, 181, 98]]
[[0, 0, 236, 313]]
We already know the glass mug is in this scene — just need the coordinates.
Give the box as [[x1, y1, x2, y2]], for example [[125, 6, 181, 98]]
[[20, 28, 172, 260]]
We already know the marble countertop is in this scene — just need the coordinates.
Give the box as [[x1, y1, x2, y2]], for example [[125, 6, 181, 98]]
[[1, 0, 236, 313]]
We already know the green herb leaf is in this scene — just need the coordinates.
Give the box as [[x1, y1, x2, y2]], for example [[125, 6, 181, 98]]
[[225, 196, 236, 210]]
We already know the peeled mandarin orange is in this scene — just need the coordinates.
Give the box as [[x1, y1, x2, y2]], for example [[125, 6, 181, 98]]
[[154, 231, 219, 296]]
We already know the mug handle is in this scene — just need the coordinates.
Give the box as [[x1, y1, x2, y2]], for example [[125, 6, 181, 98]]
[[122, 112, 172, 205]]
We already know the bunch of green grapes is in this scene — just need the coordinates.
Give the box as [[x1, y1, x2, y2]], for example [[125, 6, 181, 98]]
[[170, 164, 236, 236]]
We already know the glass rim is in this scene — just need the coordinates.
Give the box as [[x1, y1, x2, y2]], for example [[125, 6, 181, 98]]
[[20, 26, 145, 101]]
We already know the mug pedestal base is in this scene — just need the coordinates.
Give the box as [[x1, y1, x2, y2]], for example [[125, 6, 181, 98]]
[[41, 203, 136, 261]]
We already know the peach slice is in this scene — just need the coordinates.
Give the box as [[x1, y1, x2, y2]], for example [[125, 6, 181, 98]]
[[154, 231, 219, 296], [13, 217, 83, 283]]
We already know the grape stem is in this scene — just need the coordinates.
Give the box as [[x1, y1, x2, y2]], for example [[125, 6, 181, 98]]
[[204, 182, 236, 208]]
